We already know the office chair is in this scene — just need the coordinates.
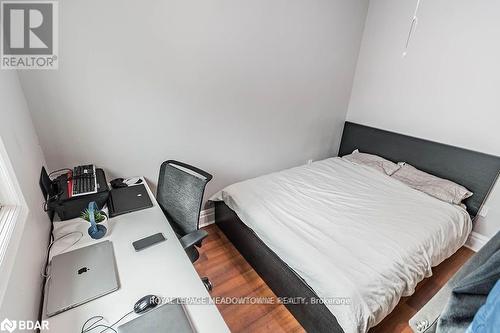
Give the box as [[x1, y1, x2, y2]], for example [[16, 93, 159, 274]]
[[157, 160, 213, 291]]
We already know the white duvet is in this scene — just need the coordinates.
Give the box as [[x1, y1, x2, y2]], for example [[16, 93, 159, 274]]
[[211, 157, 471, 333]]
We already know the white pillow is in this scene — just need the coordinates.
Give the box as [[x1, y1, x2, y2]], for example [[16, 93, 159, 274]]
[[342, 149, 400, 176], [392, 163, 473, 205]]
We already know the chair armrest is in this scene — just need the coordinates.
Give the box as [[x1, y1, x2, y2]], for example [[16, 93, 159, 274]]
[[409, 284, 452, 333], [179, 229, 208, 250]]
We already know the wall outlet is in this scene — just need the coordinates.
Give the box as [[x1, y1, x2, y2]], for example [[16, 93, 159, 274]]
[[306, 159, 313, 165], [478, 205, 489, 218]]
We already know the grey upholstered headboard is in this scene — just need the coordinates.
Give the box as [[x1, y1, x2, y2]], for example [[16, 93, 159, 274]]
[[338, 122, 500, 218]]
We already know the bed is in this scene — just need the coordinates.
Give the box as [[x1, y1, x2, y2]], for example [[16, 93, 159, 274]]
[[212, 122, 500, 333]]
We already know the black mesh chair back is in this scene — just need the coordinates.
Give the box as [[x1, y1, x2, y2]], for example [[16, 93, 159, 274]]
[[156, 160, 212, 237]]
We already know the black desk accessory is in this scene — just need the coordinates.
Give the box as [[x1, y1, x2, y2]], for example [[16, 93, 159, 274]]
[[110, 177, 144, 189], [110, 178, 128, 189], [108, 184, 153, 218], [40, 166, 110, 221], [132, 233, 166, 252]]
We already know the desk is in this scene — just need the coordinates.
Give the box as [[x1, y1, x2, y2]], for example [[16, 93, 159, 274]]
[[44, 178, 229, 332]]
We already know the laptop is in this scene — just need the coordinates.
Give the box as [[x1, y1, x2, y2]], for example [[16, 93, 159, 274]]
[[46, 241, 119, 317], [117, 301, 195, 333], [108, 184, 153, 217]]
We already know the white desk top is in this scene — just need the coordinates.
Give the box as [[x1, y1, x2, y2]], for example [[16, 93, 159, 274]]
[[44, 179, 228, 333]]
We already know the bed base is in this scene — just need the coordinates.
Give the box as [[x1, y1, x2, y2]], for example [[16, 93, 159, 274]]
[[215, 201, 343, 333], [213, 122, 500, 332]]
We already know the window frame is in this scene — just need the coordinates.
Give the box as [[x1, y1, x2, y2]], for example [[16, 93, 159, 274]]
[[0, 136, 29, 303]]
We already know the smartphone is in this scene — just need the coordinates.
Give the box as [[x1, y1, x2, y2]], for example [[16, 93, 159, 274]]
[[133, 233, 166, 251]]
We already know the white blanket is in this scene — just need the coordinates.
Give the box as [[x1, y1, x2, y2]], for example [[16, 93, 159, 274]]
[[211, 157, 472, 333]]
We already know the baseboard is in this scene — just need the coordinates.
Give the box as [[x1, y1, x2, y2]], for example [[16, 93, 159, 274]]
[[199, 208, 215, 228], [465, 231, 490, 252]]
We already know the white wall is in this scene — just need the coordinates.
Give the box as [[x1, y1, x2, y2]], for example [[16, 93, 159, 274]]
[[19, 0, 369, 201], [348, 0, 500, 238], [0, 72, 50, 323]]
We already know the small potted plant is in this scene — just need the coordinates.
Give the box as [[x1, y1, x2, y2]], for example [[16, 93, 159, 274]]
[[81, 202, 108, 239], [81, 208, 108, 224]]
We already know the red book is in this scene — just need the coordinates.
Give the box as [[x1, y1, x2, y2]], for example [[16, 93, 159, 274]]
[[67, 171, 73, 198]]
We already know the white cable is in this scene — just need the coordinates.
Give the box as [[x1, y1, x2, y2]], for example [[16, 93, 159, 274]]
[[42, 231, 83, 278], [412, 0, 421, 18], [48, 231, 84, 254], [403, 0, 422, 57]]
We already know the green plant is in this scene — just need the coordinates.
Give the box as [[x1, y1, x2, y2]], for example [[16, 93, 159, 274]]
[[81, 208, 107, 223]]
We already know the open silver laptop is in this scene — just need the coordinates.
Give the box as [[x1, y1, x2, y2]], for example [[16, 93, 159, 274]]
[[46, 240, 119, 317]]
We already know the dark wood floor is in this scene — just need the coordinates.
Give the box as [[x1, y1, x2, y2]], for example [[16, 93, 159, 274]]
[[194, 224, 474, 333]]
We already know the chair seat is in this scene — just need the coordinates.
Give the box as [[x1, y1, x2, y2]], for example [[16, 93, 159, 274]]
[[174, 230, 201, 263], [184, 244, 200, 263]]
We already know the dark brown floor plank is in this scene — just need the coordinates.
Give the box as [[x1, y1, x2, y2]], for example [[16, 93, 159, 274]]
[[194, 224, 474, 333]]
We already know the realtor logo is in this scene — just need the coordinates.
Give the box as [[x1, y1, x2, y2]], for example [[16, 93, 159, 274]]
[[1, 0, 58, 69]]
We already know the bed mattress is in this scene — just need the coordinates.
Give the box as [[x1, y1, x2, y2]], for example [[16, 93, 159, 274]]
[[211, 157, 472, 333]]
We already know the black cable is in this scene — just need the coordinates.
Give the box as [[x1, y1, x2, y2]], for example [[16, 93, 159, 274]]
[[37, 215, 55, 327], [43, 190, 64, 212], [44, 165, 98, 214], [81, 316, 116, 333], [43, 169, 95, 212], [81, 310, 133, 333]]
